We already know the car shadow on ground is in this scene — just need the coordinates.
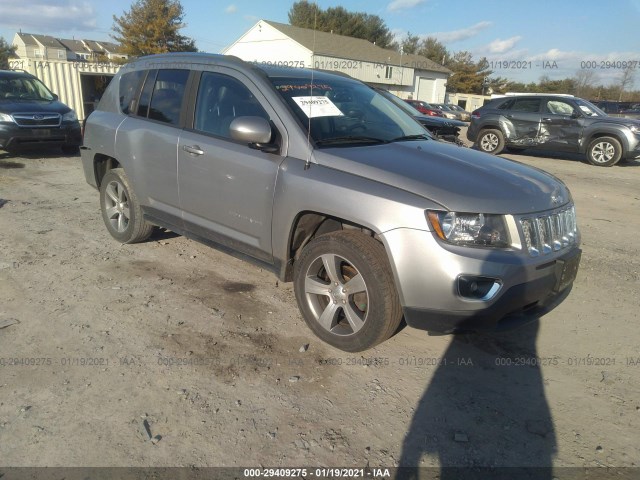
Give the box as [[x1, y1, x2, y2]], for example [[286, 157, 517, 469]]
[[499, 149, 640, 167], [397, 320, 556, 480], [0, 148, 80, 161], [148, 228, 181, 242]]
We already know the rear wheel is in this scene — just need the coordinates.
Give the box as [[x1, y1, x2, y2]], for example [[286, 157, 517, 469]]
[[99, 168, 154, 243], [586, 136, 622, 166], [293, 231, 402, 352], [477, 129, 505, 154]]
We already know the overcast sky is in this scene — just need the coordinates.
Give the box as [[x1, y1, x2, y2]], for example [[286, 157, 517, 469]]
[[2, 0, 639, 85]]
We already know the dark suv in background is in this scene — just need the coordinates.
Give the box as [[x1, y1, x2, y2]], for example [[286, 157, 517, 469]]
[[467, 94, 640, 166], [0, 70, 82, 154]]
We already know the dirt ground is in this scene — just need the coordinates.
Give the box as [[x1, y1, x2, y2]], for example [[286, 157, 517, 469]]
[[0, 143, 639, 477]]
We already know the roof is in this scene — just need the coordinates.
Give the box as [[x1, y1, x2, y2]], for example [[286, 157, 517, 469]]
[[12, 32, 127, 60], [83, 40, 104, 53], [15, 33, 38, 46], [262, 20, 451, 75], [57, 39, 88, 53], [30, 34, 65, 49], [96, 41, 124, 54]]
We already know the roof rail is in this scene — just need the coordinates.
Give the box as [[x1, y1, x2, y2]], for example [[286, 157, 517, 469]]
[[503, 92, 574, 97]]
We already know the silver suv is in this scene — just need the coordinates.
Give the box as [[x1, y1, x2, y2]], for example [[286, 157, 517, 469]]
[[81, 53, 581, 351]]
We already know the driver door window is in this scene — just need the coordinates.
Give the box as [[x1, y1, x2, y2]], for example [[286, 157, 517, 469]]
[[546, 100, 575, 115], [194, 72, 269, 139]]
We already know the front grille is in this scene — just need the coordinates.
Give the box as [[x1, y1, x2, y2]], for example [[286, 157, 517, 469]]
[[520, 206, 577, 257], [12, 113, 61, 127]]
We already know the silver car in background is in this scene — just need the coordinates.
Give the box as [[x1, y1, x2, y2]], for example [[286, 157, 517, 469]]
[[81, 53, 581, 351]]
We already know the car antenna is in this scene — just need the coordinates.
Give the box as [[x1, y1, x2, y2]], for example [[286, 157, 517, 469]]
[[304, 3, 319, 171]]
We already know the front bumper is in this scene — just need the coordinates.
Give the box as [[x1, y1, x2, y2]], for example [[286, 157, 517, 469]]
[[624, 135, 640, 159], [0, 122, 82, 151], [380, 228, 581, 333]]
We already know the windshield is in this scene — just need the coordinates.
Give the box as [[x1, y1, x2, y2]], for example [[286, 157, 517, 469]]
[[270, 76, 427, 146], [575, 98, 607, 117], [0, 75, 55, 101]]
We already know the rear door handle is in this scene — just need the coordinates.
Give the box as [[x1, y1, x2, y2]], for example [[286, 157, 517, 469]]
[[542, 118, 553, 122], [182, 145, 204, 156]]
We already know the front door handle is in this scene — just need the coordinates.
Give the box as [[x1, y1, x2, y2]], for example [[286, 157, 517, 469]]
[[183, 145, 204, 156], [542, 118, 553, 122]]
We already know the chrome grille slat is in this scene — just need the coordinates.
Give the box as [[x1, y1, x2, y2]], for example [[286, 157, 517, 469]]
[[12, 113, 61, 127], [519, 206, 577, 257]]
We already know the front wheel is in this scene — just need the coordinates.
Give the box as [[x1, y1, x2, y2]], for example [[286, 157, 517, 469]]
[[293, 231, 402, 352], [99, 168, 154, 243], [476, 129, 505, 154], [586, 136, 622, 166]]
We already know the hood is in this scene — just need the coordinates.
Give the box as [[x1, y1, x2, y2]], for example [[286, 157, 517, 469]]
[[0, 99, 71, 115], [595, 116, 640, 127], [312, 140, 571, 214]]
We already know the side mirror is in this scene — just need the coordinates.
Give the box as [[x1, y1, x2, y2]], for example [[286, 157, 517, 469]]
[[570, 111, 581, 119], [229, 116, 279, 153], [52, 93, 59, 101]]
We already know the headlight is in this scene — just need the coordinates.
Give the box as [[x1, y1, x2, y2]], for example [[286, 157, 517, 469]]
[[0, 112, 13, 122], [62, 110, 78, 122], [427, 211, 510, 248]]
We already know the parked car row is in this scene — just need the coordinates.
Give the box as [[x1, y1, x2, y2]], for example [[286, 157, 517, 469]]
[[375, 88, 466, 145], [80, 53, 581, 351], [593, 100, 640, 119], [402, 99, 471, 122], [467, 94, 640, 166]]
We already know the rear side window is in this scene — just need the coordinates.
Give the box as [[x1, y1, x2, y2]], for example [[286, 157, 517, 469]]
[[511, 98, 542, 113], [136, 70, 158, 118], [148, 69, 190, 126], [119, 70, 146, 114]]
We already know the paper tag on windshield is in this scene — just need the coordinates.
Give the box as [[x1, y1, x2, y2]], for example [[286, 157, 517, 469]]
[[292, 96, 344, 118]]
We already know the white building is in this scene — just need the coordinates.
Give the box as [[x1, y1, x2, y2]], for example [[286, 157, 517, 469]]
[[224, 20, 451, 103]]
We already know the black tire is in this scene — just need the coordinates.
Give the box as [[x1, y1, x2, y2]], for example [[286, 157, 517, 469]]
[[476, 129, 505, 154], [293, 231, 402, 352], [99, 168, 154, 243], [586, 136, 622, 166]]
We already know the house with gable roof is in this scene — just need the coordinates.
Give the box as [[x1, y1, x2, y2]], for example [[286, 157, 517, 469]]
[[224, 20, 452, 103]]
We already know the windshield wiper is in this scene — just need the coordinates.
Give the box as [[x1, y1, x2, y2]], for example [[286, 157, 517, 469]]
[[315, 136, 390, 146], [389, 134, 431, 142]]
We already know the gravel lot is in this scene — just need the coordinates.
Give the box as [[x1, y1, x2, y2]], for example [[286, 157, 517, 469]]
[[0, 145, 638, 476]]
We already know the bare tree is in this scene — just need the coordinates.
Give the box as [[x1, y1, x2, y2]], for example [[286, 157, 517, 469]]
[[618, 66, 635, 101], [574, 69, 598, 98]]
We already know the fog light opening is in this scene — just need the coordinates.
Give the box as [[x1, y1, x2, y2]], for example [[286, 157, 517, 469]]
[[458, 276, 502, 301]]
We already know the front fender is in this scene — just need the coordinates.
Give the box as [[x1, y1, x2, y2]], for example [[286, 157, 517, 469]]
[[271, 157, 441, 279]]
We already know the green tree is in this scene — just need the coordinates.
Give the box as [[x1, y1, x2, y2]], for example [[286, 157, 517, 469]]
[[112, 0, 197, 56], [446, 52, 493, 94], [0, 37, 17, 69], [288, 1, 394, 48], [398, 33, 420, 55], [417, 37, 448, 65]]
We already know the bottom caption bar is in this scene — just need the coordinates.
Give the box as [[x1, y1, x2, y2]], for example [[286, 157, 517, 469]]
[[0, 467, 639, 480]]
